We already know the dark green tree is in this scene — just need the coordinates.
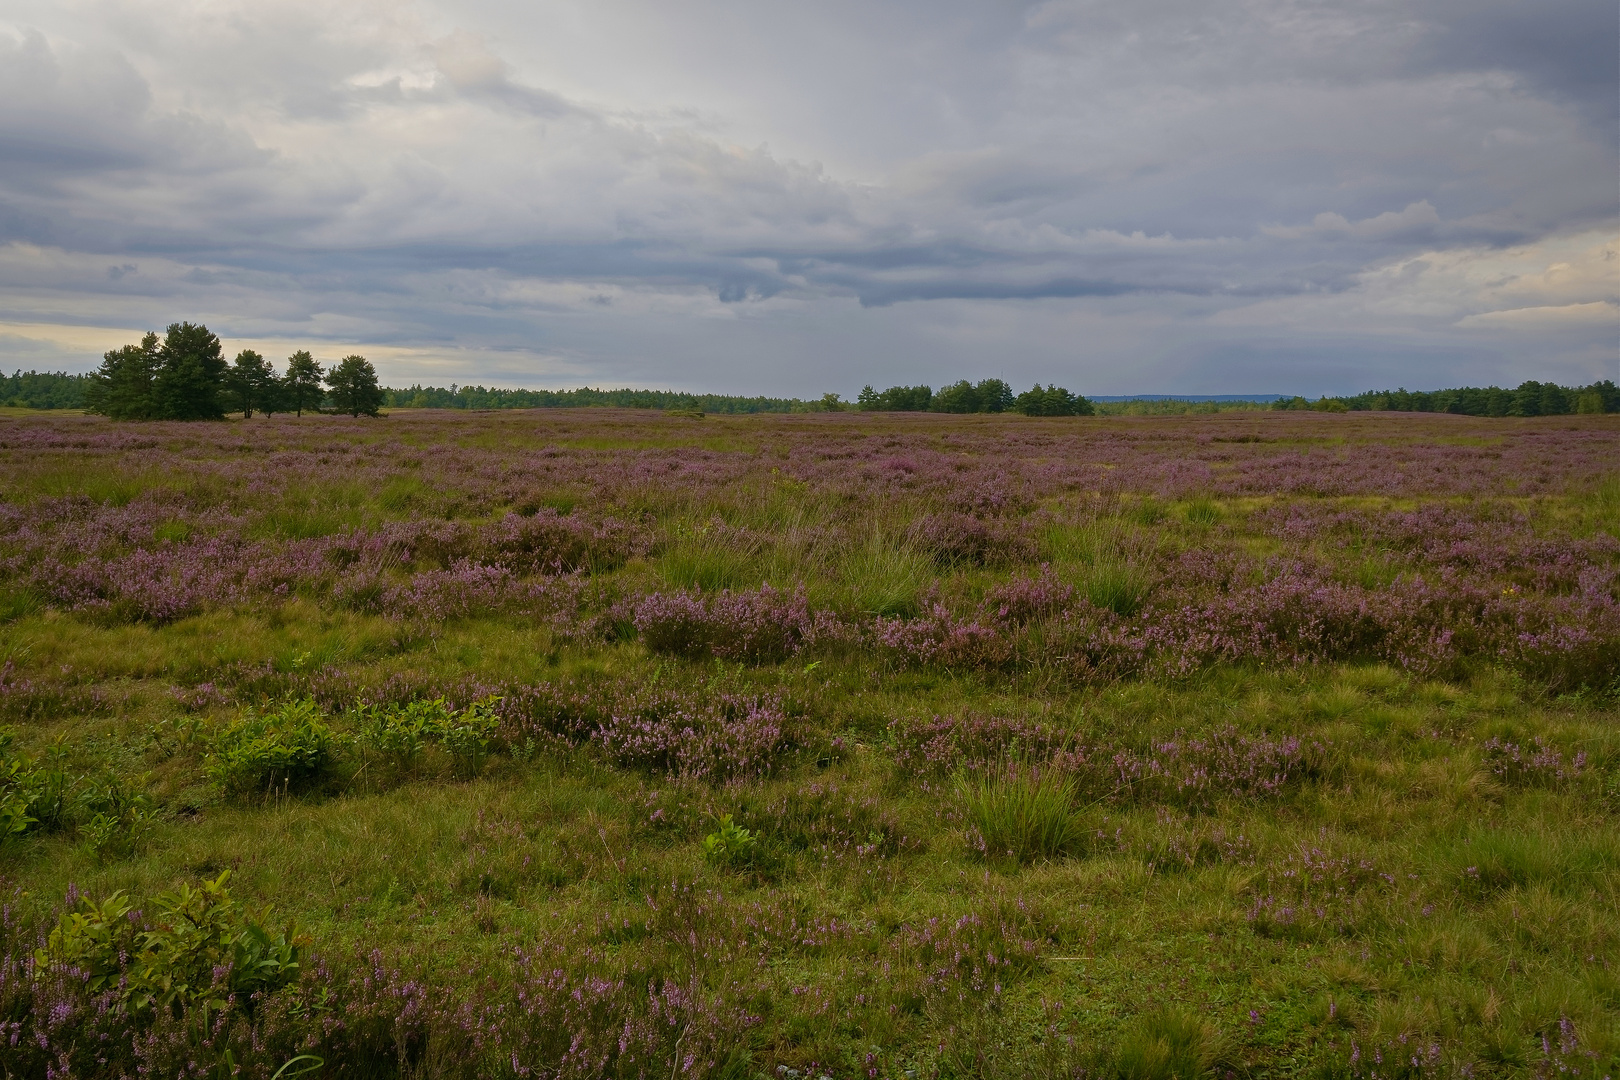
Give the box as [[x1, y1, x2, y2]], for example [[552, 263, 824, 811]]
[[325, 354, 384, 417], [152, 322, 227, 420], [931, 380, 980, 413], [223, 350, 277, 418], [84, 332, 161, 419], [1014, 384, 1093, 417], [974, 378, 1015, 413], [283, 351, 324, 416], [858, 385, 932, 411]]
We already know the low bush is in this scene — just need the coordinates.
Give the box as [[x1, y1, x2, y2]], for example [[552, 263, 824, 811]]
[[207, 699, 334, 796], [36, 871, 303, 1015], [354, 696, 502, 776], [0, 730, 72, 838]]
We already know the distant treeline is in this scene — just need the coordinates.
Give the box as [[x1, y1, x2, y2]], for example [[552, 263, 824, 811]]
[[1093, 398, 1271, 417], [5, 346, 1617, 417], [384, 384, 806, 413], [855, 379, 1094, 415], [1, 370, 93, 410], [1332, 380, 1619, 416]]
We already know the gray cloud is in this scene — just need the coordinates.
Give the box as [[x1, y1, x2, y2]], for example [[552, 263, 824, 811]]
[[0, 0, 1612, 395]]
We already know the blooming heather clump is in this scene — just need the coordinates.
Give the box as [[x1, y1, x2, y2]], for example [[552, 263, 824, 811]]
[[888, 714, 1321, 808], [500, 963, 753, 1078], [0, 661, 111, 721], [474, 509, 646, 574], [885, 901, 1050, 1003], [1481, 736, 1585, 786], [873, 602, 1013, 669], [888, 713, 1070, 777], [907, 512, 1034, 566], [1113, 726, 1327, 809], [984, 567, 1077, 626], [634, 584, 813, 662], [593, 690, 789, 782]]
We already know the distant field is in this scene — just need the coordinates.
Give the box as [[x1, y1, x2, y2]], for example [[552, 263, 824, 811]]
[[1, 408, 1616, 1080]]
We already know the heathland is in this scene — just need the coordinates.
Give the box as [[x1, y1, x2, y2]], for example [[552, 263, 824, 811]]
[[0, 407, 1616, 1079]]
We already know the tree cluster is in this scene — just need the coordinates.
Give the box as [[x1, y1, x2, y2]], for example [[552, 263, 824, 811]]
[[1, 370, 92, 410], [855, 379, 1093, 416], [83, 324, 385, 420], [1334, 380, 1618, 416], [1273, 380, 1619, 416], [383, 384, 809, 413]]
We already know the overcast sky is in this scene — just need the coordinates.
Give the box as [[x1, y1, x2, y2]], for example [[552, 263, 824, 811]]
[[0, 0, 1615, 396]]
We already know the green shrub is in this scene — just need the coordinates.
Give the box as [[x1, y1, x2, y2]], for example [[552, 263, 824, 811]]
[[355, 696, 502, 777], [36, 871, 303, 1014], [702, 814, 758, 869], [0, 730, 71, 837], [959, 767, 1083, 864], [207, 700, 334, 796], [76, 775, 158, 858]]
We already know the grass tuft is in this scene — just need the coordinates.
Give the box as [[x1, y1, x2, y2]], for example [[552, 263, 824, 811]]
[[1114, 1006, 1227, 1080], [959, 766, 1084, 864]]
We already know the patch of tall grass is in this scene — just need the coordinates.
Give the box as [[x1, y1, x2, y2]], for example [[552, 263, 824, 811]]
[[1114, 1006, 1229, 1080], [1086, 561, 1150, 617], [839, 533, 932, 616], [958, 766, 1083, 863]]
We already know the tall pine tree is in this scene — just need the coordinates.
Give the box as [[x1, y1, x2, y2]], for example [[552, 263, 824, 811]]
[[152, 323, 226, 420], [84, 332, 161, 419]]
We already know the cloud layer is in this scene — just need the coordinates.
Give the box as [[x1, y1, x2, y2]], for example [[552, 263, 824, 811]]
[[0, 0, 1614, 395]]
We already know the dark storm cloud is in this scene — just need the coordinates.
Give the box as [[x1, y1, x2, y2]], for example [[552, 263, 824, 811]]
[[0, 0, 1612, 394]]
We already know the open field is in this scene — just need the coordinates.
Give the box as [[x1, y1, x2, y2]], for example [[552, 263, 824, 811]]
[[0, 408, 1617, 1079]]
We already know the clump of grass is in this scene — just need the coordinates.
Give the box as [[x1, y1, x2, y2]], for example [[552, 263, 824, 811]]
[[1114, 1006, 1227, 1079], [840, 533, 932, 616], [659, 530, 757, 591], [1129, 498, 1167, 526], [1086, 561, 1149, 617], [1184, 498, 1221, 526], [959, 766, 1083, 864]]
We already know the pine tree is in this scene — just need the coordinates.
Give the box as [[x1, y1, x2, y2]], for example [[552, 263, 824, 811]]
[[283, 351, 324, 416], [224, 350, 277, 418], [84, 332, 161, 419], [152, 323, 226, 420], [325, 355, 384, 417]]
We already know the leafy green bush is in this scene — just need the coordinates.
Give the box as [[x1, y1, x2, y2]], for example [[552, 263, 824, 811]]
[[702, 814, 758, 869], [36, 871, 303, 1014], [355, 696, 502, 777], [76, 775, 158, 858], [207, 700, 334, 796], [0, 730, 71, 838], [960, 767, 1083, 864]]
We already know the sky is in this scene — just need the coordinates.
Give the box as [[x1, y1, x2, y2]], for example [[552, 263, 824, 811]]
[[0, 0, 1615, 397]]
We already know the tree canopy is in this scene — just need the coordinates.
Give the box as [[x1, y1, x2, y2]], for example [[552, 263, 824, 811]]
[[325, 355, 384, 417]]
